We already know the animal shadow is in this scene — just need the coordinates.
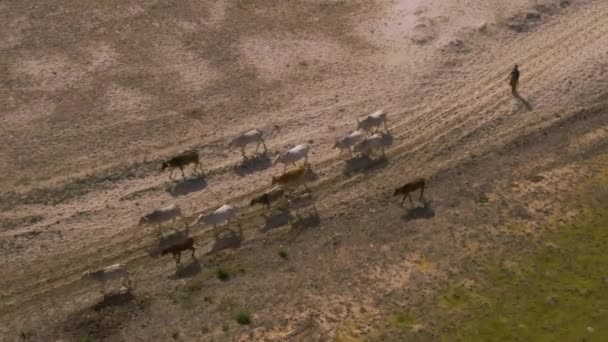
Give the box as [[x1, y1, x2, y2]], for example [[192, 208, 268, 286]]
[[204, 230, 243, 256], [343, 155, 389, 176], [94, 291, 135, 311], [234, 154, 272, 176], [301, 166, 320, 182], [260, 209, 294, 233], [166, 175, 208, 197], [379, 131, 394, 146], [401, 200, 435, 221], [292, 210, 321, 234], [514, 93, 533, 111], [169, 260, 201, 279], [146, 229, 190, 258]]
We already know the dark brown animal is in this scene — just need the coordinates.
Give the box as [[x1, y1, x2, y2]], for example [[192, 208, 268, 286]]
[[250, 188, 285, 208], [393, 178, 426, 206], [161, 150, 203, 179], [508, 64, 520, 95], [161, 237, 196, 267]]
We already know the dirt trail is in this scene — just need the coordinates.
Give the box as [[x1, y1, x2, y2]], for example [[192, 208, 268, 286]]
[[2, 0, 608, 340]]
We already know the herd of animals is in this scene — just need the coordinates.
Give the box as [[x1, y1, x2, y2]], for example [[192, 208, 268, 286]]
[[80, 109, 427, 295]]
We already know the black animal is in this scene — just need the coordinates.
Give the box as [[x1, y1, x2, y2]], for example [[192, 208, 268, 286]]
[[394, 178, 426, 206], [250, 188, 285, 208], [161, 237, 196, 267], [161, 150, 203, 179]]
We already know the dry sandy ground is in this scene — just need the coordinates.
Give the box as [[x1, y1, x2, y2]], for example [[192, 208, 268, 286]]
[[1, 0, 608, 340]]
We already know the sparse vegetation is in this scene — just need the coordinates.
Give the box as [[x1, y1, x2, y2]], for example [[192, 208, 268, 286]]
[[278, 249, 288, 260], [392, 313, 413, 328], [171, 330, 179, 339], [185, 279, 204, 293], [81, 336, 93, 342], [19, 330, 34, 341], [438, 200, 608, 340], [235, 310, 252, 325], [476, 193, 489, 204], [217, 268, 230, 281]]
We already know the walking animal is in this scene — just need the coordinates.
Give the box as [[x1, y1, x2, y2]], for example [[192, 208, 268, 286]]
[[354, 133, 388, 157], [194, 204, 237, 237], [272, 165, 311, 192], [81, 263, 132, 294], [161, 237, 196, 267], [393, 178, 426, 206], [273, 144, 310, 172], [333, 130, 365, 157], [139, 204, 182, 236], [250, 188, 285, 208], [229, 129, 267, 157], [357, 110, 388, 134], [161, 150, 203, 179]]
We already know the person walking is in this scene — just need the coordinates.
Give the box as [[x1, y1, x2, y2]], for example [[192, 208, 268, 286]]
[[508, 64, 520, 95]]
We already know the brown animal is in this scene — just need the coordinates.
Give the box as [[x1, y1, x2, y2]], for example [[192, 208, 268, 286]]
[[393, 178, 426, 206], [161, 237, 196, 267], [508, 64, 520, 95], [161, 150, 203, 179], [271, 166, 310, 191]]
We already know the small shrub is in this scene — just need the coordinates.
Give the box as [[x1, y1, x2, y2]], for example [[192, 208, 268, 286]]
[[222, 323, 230, 332], [235, 310, 252, 325], [81, 336, 93, 342], [203, 295, 213, 303], [171, 330, 179, 339], [476, 193, 489, 204], [278, 249, 288, 260], [19, 331, 34, 341], [201, 325, 209, 334], [217, 268, 230, 281]]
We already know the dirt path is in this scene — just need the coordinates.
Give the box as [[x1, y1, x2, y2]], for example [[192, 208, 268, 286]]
[[2, 0, 608, 340]]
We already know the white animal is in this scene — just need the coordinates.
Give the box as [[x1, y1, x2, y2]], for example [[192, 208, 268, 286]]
[[354, 133, 387, 156], [333, 130, 365, 156], [228, 129, 267, 157], [81, 263, 132, 294], [139, 204, 182, 227], [273, 144, 310, 172], [357, 109, 388, 133], [194, 204, 237, 236]]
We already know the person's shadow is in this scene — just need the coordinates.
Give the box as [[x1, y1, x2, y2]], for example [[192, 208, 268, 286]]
[[513, 92, 533, 111]]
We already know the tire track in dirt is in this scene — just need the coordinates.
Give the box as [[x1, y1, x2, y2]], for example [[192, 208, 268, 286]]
[[2, 0, 593, 280], [384, 4, 608, 164], [389, 3, 607, 136]]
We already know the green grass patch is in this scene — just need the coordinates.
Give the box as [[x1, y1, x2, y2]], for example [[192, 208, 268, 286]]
[[235, 310, 252, 325], [440, 203, 608, 341], [278, 249, 288, 260], [184, 278, 204, 293], [216, 268, 230, 282], [391, 312, 415, 329], [476, 193, 489, 205]]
